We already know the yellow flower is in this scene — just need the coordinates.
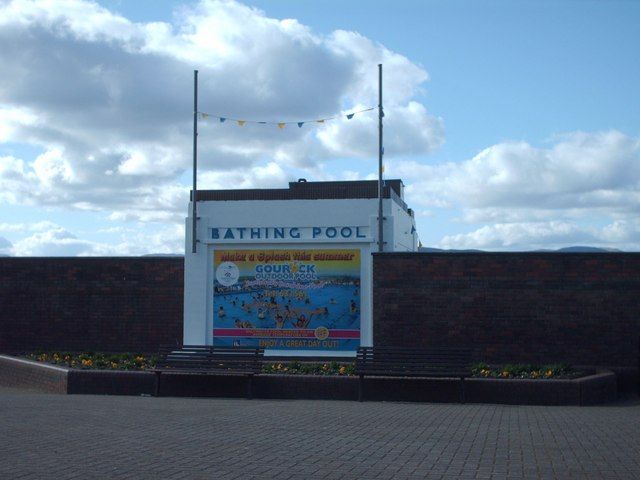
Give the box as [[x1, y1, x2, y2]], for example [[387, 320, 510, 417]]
[[339, 366, 346, 374]]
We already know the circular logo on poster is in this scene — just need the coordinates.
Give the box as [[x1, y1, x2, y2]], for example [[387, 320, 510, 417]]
[[216, 262, 239, 286], [314, 326, 329, 340]]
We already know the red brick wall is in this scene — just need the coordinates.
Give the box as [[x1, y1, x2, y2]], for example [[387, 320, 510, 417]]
[[3, 254, 639, 372], [0, 258, 183, 353], [373, 253, 640, 369]]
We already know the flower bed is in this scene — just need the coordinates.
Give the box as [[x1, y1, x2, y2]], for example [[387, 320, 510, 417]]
[[25, 353, 355, 376], [263, 361, 354, 376], [471, 362, 580, 379], [26, 352, 155, 370], [26, 354, 585, 380]]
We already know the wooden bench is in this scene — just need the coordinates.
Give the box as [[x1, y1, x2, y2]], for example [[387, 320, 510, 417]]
[[153, 345, 264, 398], [355, 346, 472, 402]]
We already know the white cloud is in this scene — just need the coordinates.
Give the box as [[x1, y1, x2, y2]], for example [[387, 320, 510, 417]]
[[438, 221, 594, 250], [33, 148, 77, 186], [8, 223, 184, 256], [0, 236, 12, 255], [388, 130, 640, 250], [199, 161, 289, 190], [0, 106, 39, 142], [0, 0, 442, 251], [11, 227, 98, 256], [0, 220, 59, 233], [326, 30, 429, 105], [438, 219, 640, 251], [394, 130, 640, 213], [317, 101, 444, 159], [3, 1, 636, 254]]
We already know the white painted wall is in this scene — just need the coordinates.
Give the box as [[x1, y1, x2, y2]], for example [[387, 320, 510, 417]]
[[184, 195, 416, 355]]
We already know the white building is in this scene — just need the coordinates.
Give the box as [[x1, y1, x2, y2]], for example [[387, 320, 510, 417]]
[[183, 179, 418, 357]]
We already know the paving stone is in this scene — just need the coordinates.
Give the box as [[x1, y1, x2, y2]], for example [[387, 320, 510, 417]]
[[0, 388, 638, 479]]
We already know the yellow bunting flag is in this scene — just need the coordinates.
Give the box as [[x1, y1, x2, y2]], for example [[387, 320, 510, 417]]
[[237, 120, 246, 126], [316, 119, 325, 124], [201, 113, 209, 119], [278, 123, 286, 129], [381, 165, 385, 173]]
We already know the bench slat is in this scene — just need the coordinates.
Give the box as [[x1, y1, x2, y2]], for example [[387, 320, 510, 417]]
[[355, 346, 472, 403], [155, 345, 264, 374], [355, 346, 472, 378]]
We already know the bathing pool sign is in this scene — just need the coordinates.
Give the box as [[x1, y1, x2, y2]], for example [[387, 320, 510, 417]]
[[213, 248, 361, 351]]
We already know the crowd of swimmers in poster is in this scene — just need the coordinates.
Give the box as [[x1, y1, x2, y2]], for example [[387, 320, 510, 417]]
[[214, 277, 360, 333]]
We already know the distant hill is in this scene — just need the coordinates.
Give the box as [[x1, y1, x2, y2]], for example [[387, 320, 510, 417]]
[[419, 247, 484, 253], [419, 246, 623, 253], [552, 246, 621, 253]]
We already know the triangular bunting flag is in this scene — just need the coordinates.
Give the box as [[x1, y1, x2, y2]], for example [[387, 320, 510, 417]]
[[196, 106, 374, 128], [411, 226, 416, 234]]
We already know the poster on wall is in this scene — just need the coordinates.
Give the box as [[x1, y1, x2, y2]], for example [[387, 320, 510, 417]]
[[213, 248, 361, 351]]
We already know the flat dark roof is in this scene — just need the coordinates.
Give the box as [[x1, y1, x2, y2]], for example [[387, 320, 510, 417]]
[[193, 180, 407, 211]]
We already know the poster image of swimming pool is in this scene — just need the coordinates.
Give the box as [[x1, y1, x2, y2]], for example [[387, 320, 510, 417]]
[[213, 248, 361, 351]]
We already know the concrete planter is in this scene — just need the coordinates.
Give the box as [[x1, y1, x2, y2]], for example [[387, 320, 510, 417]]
[[67, 369, 155, 396], [465, 371, 617, 406], [0, 354, 67, 393], [0, 355, 618, 405]]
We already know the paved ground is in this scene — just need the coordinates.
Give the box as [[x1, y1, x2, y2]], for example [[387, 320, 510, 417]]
[[1, 387, 639, 479]]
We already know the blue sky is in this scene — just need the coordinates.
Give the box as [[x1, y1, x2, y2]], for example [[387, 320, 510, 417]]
[[1, 0, 639, 254]]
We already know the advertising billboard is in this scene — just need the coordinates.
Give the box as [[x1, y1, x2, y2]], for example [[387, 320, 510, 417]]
[[213, 248, 361, 351]]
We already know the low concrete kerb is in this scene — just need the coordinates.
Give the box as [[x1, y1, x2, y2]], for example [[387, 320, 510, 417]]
[[0, 355, 617, 405]]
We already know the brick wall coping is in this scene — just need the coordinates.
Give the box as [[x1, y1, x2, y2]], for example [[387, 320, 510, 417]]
[[374, 252, 640, 257]]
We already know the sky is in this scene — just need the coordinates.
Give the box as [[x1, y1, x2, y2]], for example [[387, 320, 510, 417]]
[[0, 0, 639, 255]]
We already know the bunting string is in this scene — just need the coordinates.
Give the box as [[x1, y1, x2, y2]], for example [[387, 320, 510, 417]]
[[198, 107, 375, 129]]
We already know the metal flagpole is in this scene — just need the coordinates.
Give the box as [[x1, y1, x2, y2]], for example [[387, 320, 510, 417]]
[[377, 64, 384, 253], [191, 70, 198, 253]]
